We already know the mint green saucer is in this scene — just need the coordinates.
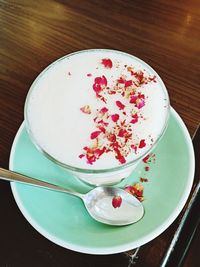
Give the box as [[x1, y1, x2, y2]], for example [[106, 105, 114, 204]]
[[9, 107, 195, 254]]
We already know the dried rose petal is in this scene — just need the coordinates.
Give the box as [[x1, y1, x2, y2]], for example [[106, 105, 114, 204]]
[[111, 114, 119, 122], [148, 75, 156, 82], [108, 90, 116, 95], [130, 94, 145, 109], [140, 177, 149, 182], [99, 107, 109, 114], [125, 185, 136, 195], [90, 131, 102, 139], [115, 149, 126, 164], [124, 80, 133, 87], [125, 183, 144, 201], [136, 98, 145, 109], [79, 154, 85, 159], [133, 183, 144, 197], [87, 73, 92, 77], [118, 129, 126, 137], [129, 95, 138, 104], [121, 119, 126, 126], [142, 154, 150, 163], [117, 77, 125, 84], [101, 58, 113, 68], [133, 71, 144, 84], [131, 144, 137, 153], [98, 126, 106, 133], [112, 195, 122, 208], [107, 133, 116, 142], [130, 113, 138, 124], [116, 100, 125, 110], [80, 105, 91, 114], [94, 76, 107, 85], [93, 75, 107, 95], [94, 147, 106, 158], [134, 188, 143, 197], [145, 166, 149, 171], [139, 139, 146, 148], [93, 83, 102, 95]]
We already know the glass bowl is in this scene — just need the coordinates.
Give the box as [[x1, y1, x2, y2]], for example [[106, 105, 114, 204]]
[[24, 49, 170, 186]]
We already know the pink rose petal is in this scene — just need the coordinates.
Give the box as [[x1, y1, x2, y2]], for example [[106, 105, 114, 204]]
[[101, 58, 113, 68], [116, 100, 125, 110], [136, 98, 145, 109], [112, 196, 122, 208], [111, 114, 119, 122], [100, 107, 109, 113], [125, 80, 133, 87], [90, 131, 102, 139], [139, 139, 146, 148], [129, 95, 137, 104]]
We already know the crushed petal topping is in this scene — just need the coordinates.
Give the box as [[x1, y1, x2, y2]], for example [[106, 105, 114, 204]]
[[78, 58, 157, 165]]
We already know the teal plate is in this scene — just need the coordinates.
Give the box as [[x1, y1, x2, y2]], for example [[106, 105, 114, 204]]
[[9, 107, 195, 254]]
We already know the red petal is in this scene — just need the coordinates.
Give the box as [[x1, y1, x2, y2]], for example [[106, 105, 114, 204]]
[[90, 131, 102, 139], [130, 114, 138, 124], [145, 166, 149, 171], [101, 75, 108, 86], [87, 73, 92, 77], [135, 189, 143, 197], [142, 154, 150, 163], [101, 58, 113, 68], [136, 99, 145, 109], [117, 77, 125, 84], [134, 71, 144, 83], [129, 95, 137, 104], [111, 114, 119, 122], [149, 75, 157, 82], [93, 76, 108, 94], [98, 126, 106, 133], [125, 80, 133, 87], [118, 129, 126, 137], [94, 77, 103, 84], [125, 185, 136, 195], [100, 107, 108, 113], [118, 155, 126, 164], [130, 118, 138, 124], [116, 100, 125, 110], [112, 196, 122, 208], [107, 133, 116, 142], [131, 144, 137, 153], [115, 149, 126, 164], [93, 83, 102, 94], [139, 139, 146, 148], [79, 154, 85, 159]]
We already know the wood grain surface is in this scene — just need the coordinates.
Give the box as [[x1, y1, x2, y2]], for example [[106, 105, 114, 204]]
[[0, 0, 199, 266]]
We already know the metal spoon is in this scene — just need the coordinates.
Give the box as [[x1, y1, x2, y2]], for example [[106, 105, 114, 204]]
[[0, 167, 144, 226]]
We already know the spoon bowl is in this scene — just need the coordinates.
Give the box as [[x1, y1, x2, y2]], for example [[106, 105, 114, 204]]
[[83, 186, 144, 225], [0, 167, 144, 226]]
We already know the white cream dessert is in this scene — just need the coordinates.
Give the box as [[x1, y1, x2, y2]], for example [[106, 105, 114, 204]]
[[25, 49, 169, 184]]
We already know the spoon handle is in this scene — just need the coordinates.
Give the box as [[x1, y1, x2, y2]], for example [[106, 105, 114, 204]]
[[0, 167, 84, 199]]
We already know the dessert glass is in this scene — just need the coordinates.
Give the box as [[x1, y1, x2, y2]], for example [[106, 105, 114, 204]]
[[24, 49, 170, 186]]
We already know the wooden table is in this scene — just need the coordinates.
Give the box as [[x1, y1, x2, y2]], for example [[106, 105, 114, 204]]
[[0, 1, 199, 266]]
